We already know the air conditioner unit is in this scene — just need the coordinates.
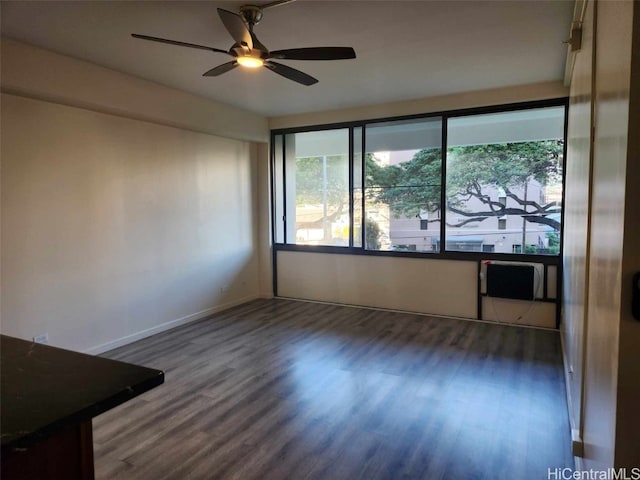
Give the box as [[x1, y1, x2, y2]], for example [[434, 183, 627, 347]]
[[486, 263, 536, 300]]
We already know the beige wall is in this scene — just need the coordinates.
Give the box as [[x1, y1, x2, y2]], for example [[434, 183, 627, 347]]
[[481, 298, 556, 329], [256, 142, 273, 298], [0, 37, 273, 353], [563, 0, 640, 469], [1, 93, 262, 353], [1, 37, 269, 143], [278, 251, 558, 327], [562, 0, 594, 452], [269, 81, 568, 129], [614, 0, 640, 466], [277, 252, 477, 319]]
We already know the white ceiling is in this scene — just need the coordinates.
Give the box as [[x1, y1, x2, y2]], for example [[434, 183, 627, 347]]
[[0, 0, 574, 118]]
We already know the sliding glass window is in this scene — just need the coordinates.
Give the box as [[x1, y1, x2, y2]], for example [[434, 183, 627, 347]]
[[272, 99, 566, 258], [364, 118, 442, 252], [445, 106, 564, 255], [278, 129, 350, 246], [353, 127, 364, 248]]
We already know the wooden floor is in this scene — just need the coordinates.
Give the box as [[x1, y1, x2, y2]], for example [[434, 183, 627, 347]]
[[94, 298, 574, 480]]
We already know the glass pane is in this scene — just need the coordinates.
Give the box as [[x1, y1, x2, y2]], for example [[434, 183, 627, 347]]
[[365, 187, 440, 252], [285, 129, 350, 246], [353, 127, 363, 248], [364, 117, 443, 252], [446, 106, 564, 255], [273, 134, 285, 244]]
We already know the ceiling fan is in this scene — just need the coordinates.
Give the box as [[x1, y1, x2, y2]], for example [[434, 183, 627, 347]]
[[131, 0, 356, 86]]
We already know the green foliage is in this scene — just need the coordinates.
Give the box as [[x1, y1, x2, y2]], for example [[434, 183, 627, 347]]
[[295, 156, 348, 206], [546, 231, 561, 255], [365, 141, 563, 228], [291, 141, 564, 237], [446, 141, 563, 203], [365, 149, 442, 218], [365, 217, 382, 250]]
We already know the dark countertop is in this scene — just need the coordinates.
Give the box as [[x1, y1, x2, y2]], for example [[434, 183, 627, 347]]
[[1, 334, 164, 450]]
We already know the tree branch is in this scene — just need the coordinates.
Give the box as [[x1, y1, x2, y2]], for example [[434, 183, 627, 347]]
[[448, 206, 561, 230], [463, 187, 506, 214], [542, 201, 561, 212], [423, 217, 490, 227], [504, 186, 544, 211], [522, 215, 561, 230], [448, 205, 518, 217]]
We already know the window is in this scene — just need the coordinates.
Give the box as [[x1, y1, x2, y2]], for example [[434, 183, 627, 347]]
[[364, 118, 442, 252], [446, 106, 564, 255], [272, 100, 566, 258], [273, 129, 350, 246], [273, 134, 285, 243], [353, 127, 363, 248]]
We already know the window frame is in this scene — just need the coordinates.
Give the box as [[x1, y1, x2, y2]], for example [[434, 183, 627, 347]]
[[363, 115, 444, 253], [271, 98, 568, 267], [281, 129, 352, 247]]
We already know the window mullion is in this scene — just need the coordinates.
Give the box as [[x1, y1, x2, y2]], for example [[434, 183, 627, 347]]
[[441, 116, 448, 254], [282, 134, 287, 244], [348, 126, 354, 248], [361, 124, 366, 249]]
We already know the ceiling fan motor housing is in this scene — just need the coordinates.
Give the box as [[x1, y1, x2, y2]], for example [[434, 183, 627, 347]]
[[239, 5, 264, 27]]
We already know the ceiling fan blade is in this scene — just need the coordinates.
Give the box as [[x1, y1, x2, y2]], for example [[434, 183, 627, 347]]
[[217, 8, 253, 49], [270, 47, 356, 61], [131, 34, 229, 54], [265, 61, 318, 86], [260, 0, 296, 10], [203, 61, 238, 77]]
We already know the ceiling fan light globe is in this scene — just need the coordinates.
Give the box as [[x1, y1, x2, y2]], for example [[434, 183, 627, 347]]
[[237, 56, 264, 68]]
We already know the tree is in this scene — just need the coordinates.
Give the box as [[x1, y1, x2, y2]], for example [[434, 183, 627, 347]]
[[294, 156, 349, 239], [295, 156, 348, 207], [546, 231, 561, 255], [365, 217, 382, 250], [365, 149, 442, 218], [366, 141, 563, 230]]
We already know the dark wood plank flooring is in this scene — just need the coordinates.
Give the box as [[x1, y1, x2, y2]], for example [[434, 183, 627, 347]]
[[94, 298, 573, 480]]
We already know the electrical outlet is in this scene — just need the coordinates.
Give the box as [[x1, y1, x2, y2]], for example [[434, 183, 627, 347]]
[[220, 285, 229, 293], [33, 333, 49, 344]]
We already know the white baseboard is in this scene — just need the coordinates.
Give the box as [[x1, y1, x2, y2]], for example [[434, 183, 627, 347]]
[[84, 295, 261, 355]]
